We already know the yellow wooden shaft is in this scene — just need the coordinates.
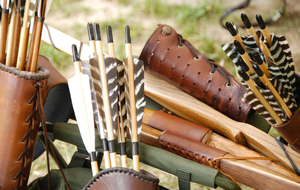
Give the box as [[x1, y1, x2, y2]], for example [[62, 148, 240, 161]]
[[241, 54, 255, 73], [233, 35, 247, 54], [16, 0, 31, 70], [260, 41, 275, 66], [258, 61, 272, 78], [247, 27, 259, 47], [259, 75, 293, 118], [103, 150, 111, 169], [246, 78, 283, 125], [108, 43, 115, 58], [91, 161, 99, 176], [261, 28, 272, 47], [6, 2, 16, 67]]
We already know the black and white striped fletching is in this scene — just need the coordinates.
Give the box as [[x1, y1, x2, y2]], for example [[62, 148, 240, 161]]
[[82, 57, 107, 139], [242, 77, 294, 124], [124, 57, 146, 140], [104, 56, 119, 138], [267, 34, 298, 104]]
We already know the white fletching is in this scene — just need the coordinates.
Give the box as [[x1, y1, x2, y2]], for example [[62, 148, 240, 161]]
[[68, 73, 95, 153]]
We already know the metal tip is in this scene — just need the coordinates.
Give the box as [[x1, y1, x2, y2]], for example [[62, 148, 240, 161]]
[[252, 52, 263, 65], [87, 23, 95, 41], [106, 25, 113, 43], [226, 22, 237, 36], [241, 13, 252, 29], [252, 63, 263, 77], [234, 40, 245, 54], [125, 25, 131, 44], [238, 69, 249, 81], [256, 14, 266, 29], [72, 44, 80, 62], [94, 23, 101, 41]]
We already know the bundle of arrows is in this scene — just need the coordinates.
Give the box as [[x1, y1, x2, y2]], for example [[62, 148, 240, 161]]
[[68, 23, 145, 176], [0, 0, 48, 72], [222, 13, 298, 125], [222, 13, 300, 153]]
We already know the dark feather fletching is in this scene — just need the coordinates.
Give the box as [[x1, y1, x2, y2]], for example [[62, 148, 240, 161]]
[[117, 59, 127, 139], [104, 57, 119, 137], [88, 57, 107, 139], [124, 57, 146, 140]]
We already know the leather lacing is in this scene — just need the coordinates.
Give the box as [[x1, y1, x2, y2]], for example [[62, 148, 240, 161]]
[[178, 35, 232, 87], [13, 82, 71, 190], [159, 139, 279, 189], [13, 85, 40, 189]]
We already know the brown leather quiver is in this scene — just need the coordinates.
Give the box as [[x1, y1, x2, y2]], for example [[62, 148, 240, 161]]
[[0, 56, 50, 190], [83, 168, 159, 190], [139, 24, 252, 122]]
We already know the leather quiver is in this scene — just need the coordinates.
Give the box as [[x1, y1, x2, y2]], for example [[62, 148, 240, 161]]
[[145, 109, 211, 143], [83, 168, 159, 190], [139, 24, 252, 122], [158, 131, 228, 168], [0, 57, 50, 190], [270, 101, 300, 153]]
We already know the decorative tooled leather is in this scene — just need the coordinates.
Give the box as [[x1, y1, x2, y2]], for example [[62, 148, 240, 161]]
[[0, 61, 49, 190], [139, 24, 252, 122], [83, 168, 159, 190], [158, 131, 228, 169], [146, 110, 211, 142]]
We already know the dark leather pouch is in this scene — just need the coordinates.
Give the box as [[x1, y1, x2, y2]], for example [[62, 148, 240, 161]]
[[268, 75, 300, 153], [0, 56, 50, 190], [83, 167, 159, 190], [139, 24, 252, 122]]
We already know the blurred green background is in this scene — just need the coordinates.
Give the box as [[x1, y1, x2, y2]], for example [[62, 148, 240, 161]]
[[30, 0, 300, 189]]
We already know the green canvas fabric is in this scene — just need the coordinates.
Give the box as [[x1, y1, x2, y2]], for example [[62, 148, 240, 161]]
[[50, 122, 240, 189]]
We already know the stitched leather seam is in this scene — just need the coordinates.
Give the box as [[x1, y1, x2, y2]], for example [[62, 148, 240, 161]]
[[85, 168, 159, 188], [158, 140, 220, 169], [13, 83, 40, 190]]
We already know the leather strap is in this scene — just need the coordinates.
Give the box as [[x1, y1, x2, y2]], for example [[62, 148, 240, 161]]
[[146, 110, 211, 143], [83, 168, 159, 190], [139, 24, 252, 122]]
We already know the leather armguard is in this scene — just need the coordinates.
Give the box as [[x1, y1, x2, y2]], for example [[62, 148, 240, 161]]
[[139, 24, 252, 122]]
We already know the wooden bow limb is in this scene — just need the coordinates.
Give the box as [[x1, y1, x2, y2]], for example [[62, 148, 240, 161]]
[[140, 123, 300, 190], [142, 108, 300, 182], [144, 72, 300, 172]]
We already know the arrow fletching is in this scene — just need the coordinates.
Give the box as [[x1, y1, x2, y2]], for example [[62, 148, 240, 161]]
[[68, 45, 98, 176]]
